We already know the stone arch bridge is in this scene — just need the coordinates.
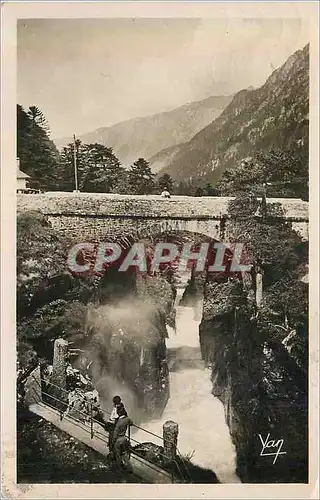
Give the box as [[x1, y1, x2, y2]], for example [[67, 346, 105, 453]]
[[17, 193, 309, 243]]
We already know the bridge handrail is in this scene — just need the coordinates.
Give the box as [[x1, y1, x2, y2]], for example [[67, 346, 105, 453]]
[[32, 386, 178, 481], [36, 375, 191, 479], [37, 376, 185, 450], [31, 388, 147, 482], [31, 379, 188, 482]]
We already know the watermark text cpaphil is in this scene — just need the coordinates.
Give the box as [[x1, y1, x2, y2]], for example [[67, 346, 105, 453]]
[[66, 241, 252, 276]]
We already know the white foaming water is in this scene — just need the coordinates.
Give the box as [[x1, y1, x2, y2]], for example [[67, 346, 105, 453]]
[[133, 284, 241, 483]]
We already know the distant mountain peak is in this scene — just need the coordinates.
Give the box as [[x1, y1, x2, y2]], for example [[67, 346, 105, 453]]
[[157, 44, 309, 186], [54, 94, 233, 166]]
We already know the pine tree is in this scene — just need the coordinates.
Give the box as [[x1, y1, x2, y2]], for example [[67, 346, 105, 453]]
[[158, 173, 173, 193], [82, 143, 123, 193], [58, 140, 87, 191], [17, 104, 60, 190], [58, 141, 125, 193], [27, 106, 50, 133], [127, 158, 155, 195], [111, 171, 130, 194]]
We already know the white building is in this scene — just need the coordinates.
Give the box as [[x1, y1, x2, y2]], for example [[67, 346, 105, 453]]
[[16, 157, 30, 191]]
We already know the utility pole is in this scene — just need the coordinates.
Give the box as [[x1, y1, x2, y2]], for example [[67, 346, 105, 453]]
[[73, 134, 79, 192]]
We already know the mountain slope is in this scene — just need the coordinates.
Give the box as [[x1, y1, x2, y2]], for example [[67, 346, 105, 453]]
[[54, 95, 232, 167], [159, 44, 309, 185], [148, 143, 184, 174]]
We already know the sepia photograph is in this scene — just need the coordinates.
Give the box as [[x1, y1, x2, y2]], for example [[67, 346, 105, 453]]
[[1, 2, 319, 498]]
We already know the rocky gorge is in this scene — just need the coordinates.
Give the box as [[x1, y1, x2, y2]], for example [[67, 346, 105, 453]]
[[17, 210, 177, 482], [179, 234, 308, 485], [17, 215, 174, 423], [17, 202, 308, 484], [199, 278, 307, 483]]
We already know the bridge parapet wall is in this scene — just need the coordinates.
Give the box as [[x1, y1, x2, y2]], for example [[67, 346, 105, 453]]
[[17, 193, 232, 218], [17, 193, 308, 219], [17, 193, 309, 242]]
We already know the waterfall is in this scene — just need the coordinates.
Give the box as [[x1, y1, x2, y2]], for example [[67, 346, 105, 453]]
[[133, 273, 241, 483]]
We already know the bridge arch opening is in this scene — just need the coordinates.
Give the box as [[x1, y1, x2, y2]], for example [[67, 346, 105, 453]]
[[67, 225, 248, 312]]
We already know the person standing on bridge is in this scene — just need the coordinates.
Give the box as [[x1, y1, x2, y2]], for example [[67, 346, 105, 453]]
[[62, 388, 85, 420], [161, 187, 171, 198], [106, 395, 124, 428], [112, 405, 133, 472], [106, 395, 125, 453]]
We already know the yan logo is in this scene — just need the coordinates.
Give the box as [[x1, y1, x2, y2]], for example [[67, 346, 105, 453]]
[[258, 433, 287, 464]]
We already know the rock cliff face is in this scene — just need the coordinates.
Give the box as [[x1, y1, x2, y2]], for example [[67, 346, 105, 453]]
[[17, 211, 174, 420], [160, 44, 309, 185], [82, 293, 170, 420], [199, 280, 308, 483]]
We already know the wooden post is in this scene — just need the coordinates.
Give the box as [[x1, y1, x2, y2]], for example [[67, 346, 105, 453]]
[[163, 420, 179, 461], [50, 338, 68, 411], [256, 270, 263, 308], [90, 402, 94, 439], [51, 338, 68, 390]]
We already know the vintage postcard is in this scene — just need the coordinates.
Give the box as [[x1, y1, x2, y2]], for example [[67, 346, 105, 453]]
[[1, 1, 319, 499]]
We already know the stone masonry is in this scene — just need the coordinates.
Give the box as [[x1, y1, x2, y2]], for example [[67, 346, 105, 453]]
[[17, 193, 309, 242]]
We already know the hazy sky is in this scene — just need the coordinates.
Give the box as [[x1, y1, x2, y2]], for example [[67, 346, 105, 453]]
[[17, 18, 309, 139]]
